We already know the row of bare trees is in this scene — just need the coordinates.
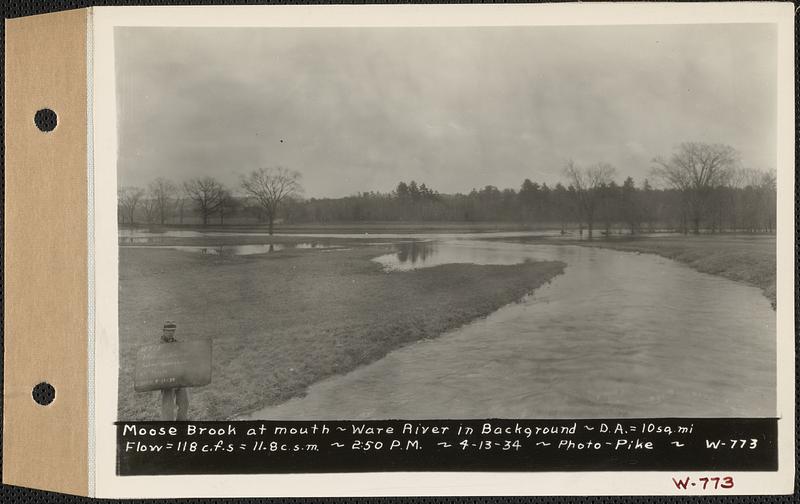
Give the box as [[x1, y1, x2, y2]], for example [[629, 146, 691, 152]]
[[118, 167, 302, 234], [563, 161, 616, 239], [563, 142, 776, 238], [119, 142, 776, 235]]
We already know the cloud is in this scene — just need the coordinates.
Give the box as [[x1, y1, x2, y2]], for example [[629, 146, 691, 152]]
[[116, 24, 776, 197]]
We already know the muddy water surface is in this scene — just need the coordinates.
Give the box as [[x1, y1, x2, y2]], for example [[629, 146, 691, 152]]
[[248, 240, 775, 419]]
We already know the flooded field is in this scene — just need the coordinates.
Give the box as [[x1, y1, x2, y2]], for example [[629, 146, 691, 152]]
[[248, 240, 776, 419], [119, 229, 776, 419], [121, 242, 343, 255], [118, 227, 562, 241]]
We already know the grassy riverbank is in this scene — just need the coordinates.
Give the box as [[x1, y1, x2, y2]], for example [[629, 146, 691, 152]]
[[571, 235, 776, 308], [118, 245, 564, 420]]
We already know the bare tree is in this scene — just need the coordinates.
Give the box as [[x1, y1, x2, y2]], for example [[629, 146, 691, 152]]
[[176, 184, 192, 225], [741, 168, 777, 233], [184, 177, 225, 226], [720, 167, 749, 232], [563, 161, 616, 239], [218, 190, 240, 225], [118, 186, 145, 225], [142, 197, 159, 224], [759, 169, 777, 233], [148, 177, 178, 225], [240, 167, 303, 235], [652, 142, 737, 234], [177, 195, 188, 225]]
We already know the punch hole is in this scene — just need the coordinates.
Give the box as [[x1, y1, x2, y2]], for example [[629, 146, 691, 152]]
[[32, 382, 55, 406], [34, 108, 57, 132]]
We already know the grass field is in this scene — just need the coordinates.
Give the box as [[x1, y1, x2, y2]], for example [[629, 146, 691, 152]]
[[118, 244, 564, 420], [568, 235, 776, 308]]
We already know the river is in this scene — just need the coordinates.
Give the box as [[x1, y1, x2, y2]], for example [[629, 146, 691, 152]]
[[245, 239, 775, 419]]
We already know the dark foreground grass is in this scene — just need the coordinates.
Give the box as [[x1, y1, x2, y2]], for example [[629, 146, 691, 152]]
[[118, 246, 564, 420], [571, 235, 776, 308]]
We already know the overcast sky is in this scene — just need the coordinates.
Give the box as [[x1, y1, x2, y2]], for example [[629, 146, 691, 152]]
[[115, 24, 776, 198]]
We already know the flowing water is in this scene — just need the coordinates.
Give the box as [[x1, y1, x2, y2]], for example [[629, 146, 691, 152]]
[[247, 240, 775, 419]]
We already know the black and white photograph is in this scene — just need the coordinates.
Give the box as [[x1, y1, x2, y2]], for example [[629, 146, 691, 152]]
[[116, 21, 778, 421]]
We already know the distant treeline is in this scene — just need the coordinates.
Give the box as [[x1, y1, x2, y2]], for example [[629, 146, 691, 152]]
[[284, 175, 775, 235], [118, 143, 776, 236]]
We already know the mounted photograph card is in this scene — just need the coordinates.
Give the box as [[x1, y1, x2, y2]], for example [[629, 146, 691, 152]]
[[3, 3, 796, 498]]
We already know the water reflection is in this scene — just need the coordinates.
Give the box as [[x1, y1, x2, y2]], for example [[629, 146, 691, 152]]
[[119, 236, 167, 245], [120, 242, 339, 256], [375, 240, 536, 271], [395, 241, 435, 264], [118, 228, 561, 240], [119, 229, 205, 239]]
